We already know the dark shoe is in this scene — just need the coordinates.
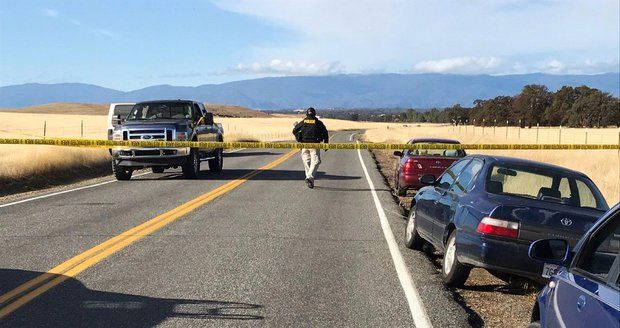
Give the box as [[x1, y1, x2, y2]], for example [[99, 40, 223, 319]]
[[305, 178, 314, 189]]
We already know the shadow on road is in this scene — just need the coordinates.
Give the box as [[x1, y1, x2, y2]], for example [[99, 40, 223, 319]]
[[313, 186, 390, 192], [137, 169, 361, 182], [224, 151, 280, 158], [0, 268, 264, 327]]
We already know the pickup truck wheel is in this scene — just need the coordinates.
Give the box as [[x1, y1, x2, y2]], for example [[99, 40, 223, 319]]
[[209, 148, 223, 172], [112, 160, 132, 181], [151, 167, 165, 173], [182, 148, 200, 179], [404, 207, 424, 250], [442, 231, 471, 287]]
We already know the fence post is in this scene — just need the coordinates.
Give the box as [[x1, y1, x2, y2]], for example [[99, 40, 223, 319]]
[[81, 120, 84, 138], [518, 119, 521, 140], [43, 121, 47, 139], [585, 129, 588, 145], [505, 120, 509, 139], [473, 119, 476, 135], [536, 123, 539, 144], [493, 119, 496, 136], [559, 125, 562, 144]]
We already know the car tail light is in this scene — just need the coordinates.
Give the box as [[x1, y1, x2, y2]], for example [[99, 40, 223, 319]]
[[403, 158, 416, 172], [476, 217, 519, 239]]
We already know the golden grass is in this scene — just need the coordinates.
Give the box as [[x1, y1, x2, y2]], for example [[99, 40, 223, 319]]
[[365, 124, 620, 204], [0, 109, 617, 204]]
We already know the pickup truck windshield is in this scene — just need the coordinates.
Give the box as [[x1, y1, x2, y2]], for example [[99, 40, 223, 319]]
[[126, 102, 192, 120], [487, 163, 608, 211]]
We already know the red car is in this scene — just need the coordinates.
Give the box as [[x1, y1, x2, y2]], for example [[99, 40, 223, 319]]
[[393, 138, 466, 196]]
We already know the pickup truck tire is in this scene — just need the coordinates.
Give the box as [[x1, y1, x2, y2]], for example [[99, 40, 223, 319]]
[[112, 160, 132, 180], [404, 207, 424, 250], [182, 148, 200, 179], [442, 231, 471, 287], [209, 148, 223, 172], [151, 167, 165, 173]]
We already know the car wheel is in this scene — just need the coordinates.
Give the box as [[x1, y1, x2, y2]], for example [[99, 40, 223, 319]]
[[404, 207, 424, 250], [182, 148, 200, 179], [112, 160, 132, 181], [395, 175, 407, 196], [442, 231, 471, 287], [209, 148, 223, 172], [151, 167, 165, 173]]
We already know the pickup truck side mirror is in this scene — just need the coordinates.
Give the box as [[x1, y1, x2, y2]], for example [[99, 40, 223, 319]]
[[114, 114, 123, 125], [204, 113, 214, 125], [528, 239, 570, 265]]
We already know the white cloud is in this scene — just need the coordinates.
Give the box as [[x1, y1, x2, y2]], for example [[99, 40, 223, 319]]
[[228, 59, 344, 75], [90, 28, 118, 38], [539, 58, 620, 74], [40, 8, 59, 18], [214, 0, 619, 75], [413, 57, 501, 74]]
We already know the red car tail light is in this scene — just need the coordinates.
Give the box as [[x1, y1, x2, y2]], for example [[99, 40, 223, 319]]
[[403, 158, 416, 172], [476, 217, 519, 239]]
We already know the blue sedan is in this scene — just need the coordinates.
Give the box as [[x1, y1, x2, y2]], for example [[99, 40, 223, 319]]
[[528, 203, 619, 328], [404, 155, 609, 287]]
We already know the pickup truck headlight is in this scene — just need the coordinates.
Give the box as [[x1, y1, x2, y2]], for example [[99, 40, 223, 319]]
[[176, 132, 188, 141], [112, 130, 123, 141]]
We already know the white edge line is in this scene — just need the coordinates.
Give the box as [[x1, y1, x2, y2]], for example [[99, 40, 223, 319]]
[[356, 142, 433, 328], [0, 148, 251, 209]]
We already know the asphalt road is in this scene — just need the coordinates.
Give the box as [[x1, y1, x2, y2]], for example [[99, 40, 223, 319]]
[[0, 132, 470, 327]]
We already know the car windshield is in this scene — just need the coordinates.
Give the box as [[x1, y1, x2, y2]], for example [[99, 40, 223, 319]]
[[486, 163, 608, 211], [126, 102, 192, 120], [409, 143, 465, 157]]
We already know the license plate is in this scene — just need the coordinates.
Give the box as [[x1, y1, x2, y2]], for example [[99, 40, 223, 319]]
[[542, 263, 559, 278]]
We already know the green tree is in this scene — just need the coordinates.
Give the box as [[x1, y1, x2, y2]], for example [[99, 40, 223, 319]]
[[513, 84, 552, 127]]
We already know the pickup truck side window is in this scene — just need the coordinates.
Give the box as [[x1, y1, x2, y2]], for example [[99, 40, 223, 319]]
[[574, 219, 620, 282], [437, 159, 470, 191]]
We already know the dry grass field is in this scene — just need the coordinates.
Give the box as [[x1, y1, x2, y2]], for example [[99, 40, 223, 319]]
[[1, 108, 618, 204], [365, 124, 620, 204]]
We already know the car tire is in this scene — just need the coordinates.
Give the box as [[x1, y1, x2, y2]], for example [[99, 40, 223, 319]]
[[442, 231, 471, 287], [208, 148, 223, 172], [112, 160, 132, 181], [182, 148, 200, 179], [404, 207, 424, 250], [151, 167, 165, 173], [527, 322, 541, 328], [395, 175, 407, 196]]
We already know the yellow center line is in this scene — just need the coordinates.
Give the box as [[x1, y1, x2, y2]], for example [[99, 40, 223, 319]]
[[0, 150, 298, 319]]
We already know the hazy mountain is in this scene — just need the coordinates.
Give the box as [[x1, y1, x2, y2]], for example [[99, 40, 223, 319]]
[[1, 73, 618, 109]]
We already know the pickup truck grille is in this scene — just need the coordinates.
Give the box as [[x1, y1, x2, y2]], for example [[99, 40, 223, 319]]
[[126, 128, 169, 140]]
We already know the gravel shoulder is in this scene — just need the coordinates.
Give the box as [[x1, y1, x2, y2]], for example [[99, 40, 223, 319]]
[[370, 149, 538, 328]]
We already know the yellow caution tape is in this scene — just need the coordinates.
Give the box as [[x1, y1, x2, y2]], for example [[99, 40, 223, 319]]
[[0, 138, 618, 150]]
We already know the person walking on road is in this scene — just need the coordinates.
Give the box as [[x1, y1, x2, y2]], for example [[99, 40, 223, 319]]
[[293, 107, 329, 189]]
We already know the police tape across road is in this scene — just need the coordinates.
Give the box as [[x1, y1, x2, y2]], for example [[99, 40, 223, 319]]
[[0, 138, 618, 150]]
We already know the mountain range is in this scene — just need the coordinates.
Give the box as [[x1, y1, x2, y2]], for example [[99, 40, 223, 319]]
[[1, 73, 618, 109]]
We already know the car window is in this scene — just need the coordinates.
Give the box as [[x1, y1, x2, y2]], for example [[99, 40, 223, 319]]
[[410, 143, 465, 157], [486, 163, 608, 210], [450, 159, 483, 194], [437, 159, 470, 190], [576, 180, 598, 209], [575, 219, 620, 281]]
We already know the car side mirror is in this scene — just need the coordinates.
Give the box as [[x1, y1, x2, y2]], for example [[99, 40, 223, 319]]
[[204, 113, 214, 125], [114, 114, 123, 125], [393, 151, 403, 157], [528, 239, 570, 265], [420, 174, 436, 186]]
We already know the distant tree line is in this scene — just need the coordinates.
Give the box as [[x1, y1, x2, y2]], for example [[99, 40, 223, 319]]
[[308, 85, 619, 128]]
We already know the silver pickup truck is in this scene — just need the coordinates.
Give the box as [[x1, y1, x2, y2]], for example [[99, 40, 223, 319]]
[[110, 100, 224, 180]]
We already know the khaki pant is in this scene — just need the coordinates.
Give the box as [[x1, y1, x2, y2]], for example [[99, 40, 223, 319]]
[[301, 148, 321, 180]]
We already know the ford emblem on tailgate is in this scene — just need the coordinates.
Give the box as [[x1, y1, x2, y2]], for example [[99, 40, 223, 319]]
[[141, 135, 152, 140], [560, 218, 573, 226]]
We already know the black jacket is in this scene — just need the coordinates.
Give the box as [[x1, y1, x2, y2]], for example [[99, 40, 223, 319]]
[[293, 116, 329, 143]]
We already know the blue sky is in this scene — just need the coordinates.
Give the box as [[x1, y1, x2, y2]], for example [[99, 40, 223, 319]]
[[0, 0, 618, 90]]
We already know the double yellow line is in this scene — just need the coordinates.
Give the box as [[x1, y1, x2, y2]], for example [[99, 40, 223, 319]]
[[0, 150, 298, 319]]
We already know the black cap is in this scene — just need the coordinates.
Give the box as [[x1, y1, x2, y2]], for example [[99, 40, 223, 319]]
[[306, 107, 316, 117]]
